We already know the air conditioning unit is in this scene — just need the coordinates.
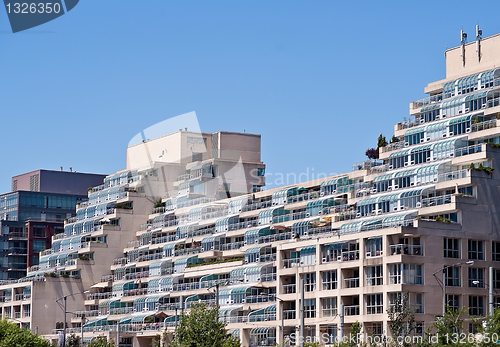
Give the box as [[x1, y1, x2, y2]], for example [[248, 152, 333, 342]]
[[356, 213, 361, 218], [459, 110, 463, 114], [389, 165, 393, 170], [241, 299, 245, 303], [482, 104, 487, 109], [410, 181, 415, 186], [388, 186, 392, 191], [443, 133, 448, 138], [420, 138, 425, 143], [426, 137, 431, 142], [337, 256, 342, 262], [230, 300, 235, 304], [393, 207, 399, 212], [416, 202, 422, 208], [466, 128, 471, 133], [404, 142, 409, 147], [410, 161, 415, 165], [306, 213, 310, 217], [376, 209, 382, 214], [318, 211, 323, 215], [332, 189, 337, 194], [320, 192, 325, 197], [449, 153, 454, 157], [420, 119, 425, 124], [433, 177, 438, 182], [394, 185, 399, 189], [442, 114, 447, 118], [464, 108, 469, 113], [322, 257, 328, 263], [243, 241, 247, 245], [426, 157, 432, 162], [399, 205, 405, 210], [372, 188, 377, 193], [404, 162, 409, 167], [365, 252, 372, 258]]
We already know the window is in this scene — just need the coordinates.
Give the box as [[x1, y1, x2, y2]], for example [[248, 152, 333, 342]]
[[32, 240, 45, 252], [366, 294, 383, 314], [468, 240, 484, 260], [370, 322, 383, 337], [365, 237, 382, 257], [322, 297, 337, 317], [469, 296, 484, 316], [446, 294, 460, 312], [191, 152, 203, 162], [493, 241, 500, 261], [493, 269, 500, 290], [32, 226, 46, 238], [388, 264, 422, 284], [321, 271, 337, 290], [468, 268, 484, 287], [445, 267, 460, 287], [469, 323, 480, 334], [388, 293, 423, 313], [366, 266, 383, 286], [304, 299, 316, 318], [443, 238, 460, 258], [304, 273, 316, 292], [257, 168, 265, 177]]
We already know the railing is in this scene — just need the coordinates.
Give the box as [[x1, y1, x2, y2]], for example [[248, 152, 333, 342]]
[[344, 305, 360, 316], [471, 119, 497, 132], [261, 273, 277, 282], [172, 282, 201, 292], [113, 257, 128, 266], [75, 310, 100, 318], [175, 247, 202, 257], [282, 284, 296, 294], [385, 141, 405, 152], [100, 275, 114, 282], [455, 143, 483, 157], [123, 271, 149, 280], [437, 169, 468, 182], [152, 206, 166, 214], [109, 307, 134, 315], [220, 316, 249, 323], [352, 159, 385, 172], [220, 241, 244, 251], [283, 310, 296, 320], [248, 313, 276, 322], [344, 278, 360, 288], [151, 235, 176, 245], [282, 258, 300, 269], [126, 240, 140, 249], [86, 292, 112, 300], [7, 232, 27, 239], [14, 312, 21, 319], [421, 194, 453, 207], [340, 250, 360, 262], [14, 294, 30, 301], [123, 288, 148, 297], [245, 294, 277, 304], [411, 92, 444, 109], [389, 244, 423, 256], [23, 311, 30, 318]]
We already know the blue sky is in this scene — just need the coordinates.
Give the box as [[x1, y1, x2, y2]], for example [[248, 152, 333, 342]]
[[0, 0, 499, 193]]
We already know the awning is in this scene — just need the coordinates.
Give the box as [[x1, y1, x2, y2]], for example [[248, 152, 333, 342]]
[[219, 305, 243, 316], [389, 149, 409, 158], [320, 178, 338, 187], [300, 246, 316, 254], [245, 246, 265, 255], [373, 173, 394, 182], [200, 274, 218, 282], [231, 286, 251, 294], [449, 114, 472, 125], [83, 317, 108, 327], [230, 268, 245, 279], [382, 212, 417, 225], [131, 313, 154, 323], [119, 317, 132, 324], [144, 294, 169, 303], [250, 327, 273, 334], [394, 169, 415, 178]]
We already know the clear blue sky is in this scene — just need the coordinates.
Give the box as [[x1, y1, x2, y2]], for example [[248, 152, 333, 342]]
[[0, 0, 498, 193]]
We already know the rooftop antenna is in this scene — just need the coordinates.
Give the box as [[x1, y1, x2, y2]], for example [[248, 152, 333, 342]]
[[460, 29, 467, 66], [476, 24, 482, 62]]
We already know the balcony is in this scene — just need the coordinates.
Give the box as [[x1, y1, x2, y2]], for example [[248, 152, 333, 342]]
[[283, 310, 296, 320], [220, 316, 249, 323], [282, 284, 296, 294], [282, 259, 300, 269], [389, 244, 422, 256], [109, 307, 134, 315], [220, 241, 244, 251], [343, 278, 360, 289], [75, 310, 100, 318], [344, 305, 360, 316], [86, 292, 112, 300], [421, 194, 452, 207]]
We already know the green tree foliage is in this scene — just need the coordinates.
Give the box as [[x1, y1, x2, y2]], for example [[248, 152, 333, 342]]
[[478, 307, 500, 347], [169, 303, 240, 347], [390, 135, 400, 143], [387, 292, 415, 347], [67, 334, 81, 347], [377, 134, 388, 148], [87, 336, 115, 347], [0, 319, 51, 347]]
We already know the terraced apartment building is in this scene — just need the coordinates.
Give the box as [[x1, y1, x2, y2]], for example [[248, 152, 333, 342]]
[[1, 31, 500, 347]]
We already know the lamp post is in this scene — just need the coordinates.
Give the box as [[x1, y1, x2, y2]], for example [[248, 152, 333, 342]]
[[433, 261, 474, 316], [472, 267, 498, 316], [55, 290, 90, 347], [266, 294, 284, 347]]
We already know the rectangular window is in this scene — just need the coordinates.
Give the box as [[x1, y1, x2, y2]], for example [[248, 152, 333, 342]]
[[468, 268, 484, 288], [388, 264, 422, 285], [321, 297, 337, 317], [366, 294, 383, 314], [445, 267, 461, 287], [365, 237, 383, 257], [388, 293, 423, 313], [446, 294, 460, 311], [468, 240, 484, 260], [443, 238, 460, 258], [366, 266, 383, 286], [304, 299, 316, 318], [370, 322, 383, 337], [257, 168, 265, 177], [304, 273, 316, 292], [493, 269, 500, 290], [493, 241, 500, 262], [468, 296, 484, 316], [32, 240, 45, 252], [33, 226, 46, 238], [321, 271, 337, 290], [191, 152, 203, 162]]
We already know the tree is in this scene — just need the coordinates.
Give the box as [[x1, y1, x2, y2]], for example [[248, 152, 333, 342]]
[[0, 319, 51, 346], [390, 135, 400, 143], [365, 148, 379, 159], [87, 336, 115, 347], [169, 303, 240, 347], [67, 334, 81, 347], [478, 307, 500, 347], [387, 292, 415, 347], [377, 134, 388, 148]]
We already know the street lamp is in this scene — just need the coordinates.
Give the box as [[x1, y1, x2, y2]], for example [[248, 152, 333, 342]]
[[433, 260, 474, 316], [55, 290, 90, 347], [472, 267, 498, 316]]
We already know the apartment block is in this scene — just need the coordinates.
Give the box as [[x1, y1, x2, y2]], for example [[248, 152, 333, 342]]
[[0, 31, 500, 347]]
